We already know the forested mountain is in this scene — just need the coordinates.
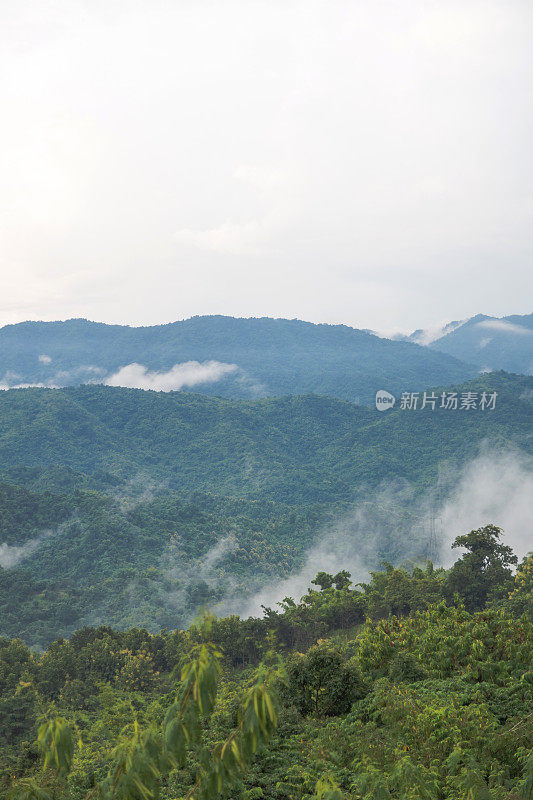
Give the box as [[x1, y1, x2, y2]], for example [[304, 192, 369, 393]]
[[426, 312, 533, 373], [0, 484, 319, 645], [0, 372, 530, 501], [0, 316, 476, 402], [0, 372, 531, 645]]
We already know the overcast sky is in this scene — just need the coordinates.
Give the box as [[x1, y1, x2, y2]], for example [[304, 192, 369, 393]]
[[1, 0, 532, 333]]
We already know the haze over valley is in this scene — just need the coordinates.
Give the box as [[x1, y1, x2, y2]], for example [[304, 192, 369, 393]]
[[0, 327, 530, 645]]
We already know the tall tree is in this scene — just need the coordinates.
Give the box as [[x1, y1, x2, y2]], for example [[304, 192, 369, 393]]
[[446, 524, 517, 610]]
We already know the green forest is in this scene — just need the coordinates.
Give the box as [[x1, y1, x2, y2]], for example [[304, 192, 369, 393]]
[[0, 373, 530, 501], [0, 316, 475, 403], [0, 372, 531, 645], [1, 525, 531, 799], [0, 483, 321, 645], [0, 374, 531, 798]]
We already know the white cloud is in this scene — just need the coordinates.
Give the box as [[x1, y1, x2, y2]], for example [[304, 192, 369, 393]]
[[225, 446, 533, 617], [104, 361, 238, 391], [38, 353, 52, 364], [0, 380, 52, 390], [0, 534, 50, 567], [476, 319, 533, 335]]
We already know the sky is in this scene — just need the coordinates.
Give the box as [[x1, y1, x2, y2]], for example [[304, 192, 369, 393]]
[[1, 0, 532, 334]]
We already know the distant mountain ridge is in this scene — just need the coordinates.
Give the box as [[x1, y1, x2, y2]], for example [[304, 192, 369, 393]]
[[0, 315, 476, 404], [396, 312, 533, 374]]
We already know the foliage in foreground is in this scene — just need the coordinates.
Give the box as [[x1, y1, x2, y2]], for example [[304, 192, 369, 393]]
[[0, 527, 532, 799], [9, 617, 281, 800]]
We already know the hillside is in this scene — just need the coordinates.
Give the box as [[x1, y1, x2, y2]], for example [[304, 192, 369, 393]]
[[0, 372, 530, 645], [0, 316, 476, 403], [1, 534, 531, 799], [0, 484, 319, 645], [0, 372, 530, 503]]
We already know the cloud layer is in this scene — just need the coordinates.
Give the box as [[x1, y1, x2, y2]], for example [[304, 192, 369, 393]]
[[476, 319, 533, 336], [0, 364, 106, 390], [104, 361, 238, 391]]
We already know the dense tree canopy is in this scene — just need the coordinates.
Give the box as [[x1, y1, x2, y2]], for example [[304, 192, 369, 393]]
[[1, 529, 531, 799]]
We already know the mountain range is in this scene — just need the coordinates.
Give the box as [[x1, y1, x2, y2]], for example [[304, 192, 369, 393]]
[[399, 312, 533, 374], [0, 312, 530, 645], [1, 314, 531, 407], [0, 371, 531, 644], [0, 316, 475, 404]]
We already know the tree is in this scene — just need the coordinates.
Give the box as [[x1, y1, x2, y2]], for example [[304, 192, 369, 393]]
[[505, 552, 533, 619], [311, 571, 352, 592], [332, 571, 352, 591], [311, 573, 334, 591], [446, 525, 517, 611], [8, 617, 281, 800], [283, 643, 365, 716]]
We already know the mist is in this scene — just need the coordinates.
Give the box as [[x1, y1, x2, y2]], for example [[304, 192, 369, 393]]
[[225, 445, 533, 617], [113, 472, 169, 512], [438, 446, 533, 566], [0, 531, 53, 568], [158, 533, 239, 623], [0, 363, 106, 390], [104, 361, 238, 391]]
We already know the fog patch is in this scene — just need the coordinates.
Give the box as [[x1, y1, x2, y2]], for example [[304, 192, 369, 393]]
[[104, 361, 238, 391], [113, 473, 169, 512], [200, 534, 239, 573], [54, 365, 106, 382], [476, 319, 533, 336], [0, 380, 53, 390], [437, 446, 533, 566], [237, 372, 268, 397], [226, 445, 533, 617], [161, 533, 239, 615], [0, 531, 53, 568], [0, 364, 105, 390], [224, 482, 422, 618]]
